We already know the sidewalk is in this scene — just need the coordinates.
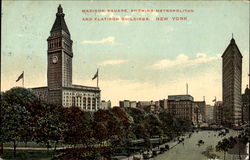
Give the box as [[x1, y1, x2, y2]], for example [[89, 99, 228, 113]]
[[3, 146, 68, 151]]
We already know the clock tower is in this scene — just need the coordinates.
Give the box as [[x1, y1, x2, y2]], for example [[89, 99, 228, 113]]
[[32, 5, 101, 110], [47, 5, 73, 104]]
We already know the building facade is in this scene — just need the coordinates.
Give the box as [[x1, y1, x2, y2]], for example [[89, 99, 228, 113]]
[[100, 100, 112, 110], [136, 101, 161, 113], [242, 85, 249, 123], [205, 105, 214, 124], [119, 100, 137, 108], [167, 95, 200, 124], [222, 38, 243, 127], [194, 101, 206, 122], [32, 5, 101, 111], [119, 100, 131, 108], [213, 101, 223, 125], [159, 99, 168, 111]]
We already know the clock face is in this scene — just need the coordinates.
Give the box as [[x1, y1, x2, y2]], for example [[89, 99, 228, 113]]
[[52, 56, 58, 64]]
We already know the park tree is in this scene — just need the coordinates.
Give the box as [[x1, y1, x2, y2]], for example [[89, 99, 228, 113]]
[[2, 87, 37, 107], [216, 137, 237, 160], [63, 106, 93, 148], [111, 107, 132, 130], [94, 109, 121, 139], [1, 102, 31, 156], [94, 108, 133, 153], [124, 107, 145, 124], [158, 112, 176, 136], [111, 107, 134, 142], [93, 122, 108, 146], [34, 104, 65, 152], [1, 87, 36, 156], [132, 123, 148, 139], [144, 114, 163, 137]]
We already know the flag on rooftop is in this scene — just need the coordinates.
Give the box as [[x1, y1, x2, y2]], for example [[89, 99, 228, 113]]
[[16, 71, 24, 82], [92, 69, 98, 80]]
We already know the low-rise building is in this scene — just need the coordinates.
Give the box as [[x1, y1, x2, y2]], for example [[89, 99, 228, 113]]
[[206, 105, 214, 124], [137, 101, 155, 107], [159, 99, 168, 111], [136, 101, 161, 113], [213, 101, 223, 125], [119, 100, 130, 108], [100, 100, 111, 110], [167, 95, 200, 124], [194, 101, 206, 122], [119, 100, 137, 108], [242, 85, 249, 124], [130, 101, 137, 108]]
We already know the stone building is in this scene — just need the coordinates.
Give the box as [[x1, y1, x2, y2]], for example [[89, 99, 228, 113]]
[[205, 105, 214, 124], [213, 101, 223, 125], [159, 99, 168, 111], [194, 101, 206, 122], [167, 95, 201, 124], [242, 85, 249, 123], [32, 5, 101, 111], [222, 37, 242, 127], [119, 100, 130, 108], [100, 100, 112, 110], [130, 101, 137, 108], [119, 100, 137, 108], [136, 101, 161, 113]]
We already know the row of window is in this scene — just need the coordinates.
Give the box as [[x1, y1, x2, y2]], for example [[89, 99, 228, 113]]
[[48, 39, 61, 49], [64, 96, 100, 107], [63, 103, 100, 110], [63, 92, 97, 97], [64, 42, 72, 51]]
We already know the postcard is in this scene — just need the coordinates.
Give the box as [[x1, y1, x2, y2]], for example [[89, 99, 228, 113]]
[[1, 1, 249, 160]]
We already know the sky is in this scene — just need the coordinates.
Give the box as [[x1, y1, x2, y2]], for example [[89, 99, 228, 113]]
[[1, 0, 249, 106]]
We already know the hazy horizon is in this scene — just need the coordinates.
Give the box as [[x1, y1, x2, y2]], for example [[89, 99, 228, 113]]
[[2, 0, 249, 106]]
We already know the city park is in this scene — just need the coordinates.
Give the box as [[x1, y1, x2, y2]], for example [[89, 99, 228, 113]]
[[0, 87, 249, 160]]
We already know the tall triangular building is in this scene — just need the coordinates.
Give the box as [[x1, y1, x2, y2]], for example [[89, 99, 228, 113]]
[[222, 37, 243, 128]]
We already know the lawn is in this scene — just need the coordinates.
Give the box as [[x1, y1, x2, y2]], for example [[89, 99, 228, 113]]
[[1, 150, 54, 160]]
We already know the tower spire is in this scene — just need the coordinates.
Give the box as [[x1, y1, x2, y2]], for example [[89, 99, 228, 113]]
[[51, 4, 70, 35], [56, 4, 64, 16], [230, 34, 235, 44], [57, 4, 63, 14]]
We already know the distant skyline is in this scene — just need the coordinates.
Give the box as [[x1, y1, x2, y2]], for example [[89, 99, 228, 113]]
[[2, 1, 249, 106]]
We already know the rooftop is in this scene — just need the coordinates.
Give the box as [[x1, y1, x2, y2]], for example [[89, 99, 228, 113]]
[[51, 4, 70, 35]]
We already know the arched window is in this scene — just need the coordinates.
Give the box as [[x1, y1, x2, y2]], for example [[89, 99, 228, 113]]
[[72, 97, 75, 107], [83, 97, 86, 107], [87, 97, 91, 110], [92, 98, 96, 110]]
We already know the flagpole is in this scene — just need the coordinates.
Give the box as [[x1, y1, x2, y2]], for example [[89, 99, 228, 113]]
[[97, 76, 98, 88], [97, 68, 99, 88]]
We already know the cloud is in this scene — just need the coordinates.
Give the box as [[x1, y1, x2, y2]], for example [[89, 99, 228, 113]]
[[243, 0, 249, 4], [98, 59, 127, 66], [17, 34, 24, 37], [82, 36, 115, 44], [151, 53, 220, 70], [75, 71, 222, 106]]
